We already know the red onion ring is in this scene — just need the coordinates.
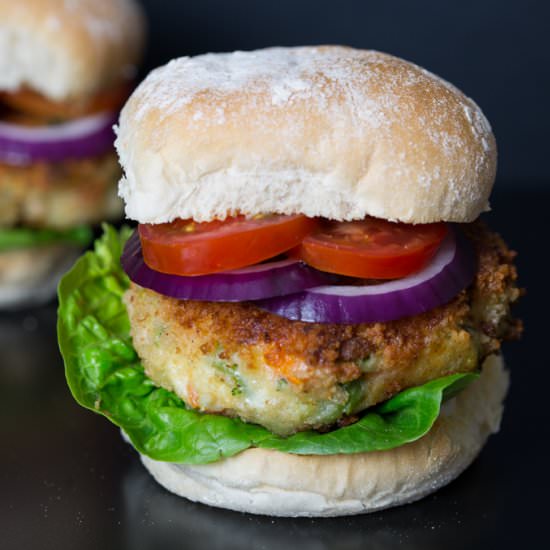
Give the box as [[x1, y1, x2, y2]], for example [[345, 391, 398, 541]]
[[257, 228, 476, 323], [121, 230, 334, 302], [0, 111, 118, 165]]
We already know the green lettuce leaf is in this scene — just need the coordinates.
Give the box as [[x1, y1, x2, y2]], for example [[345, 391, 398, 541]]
[[58, 226, 478, 465], [0, 225, 93, 251]]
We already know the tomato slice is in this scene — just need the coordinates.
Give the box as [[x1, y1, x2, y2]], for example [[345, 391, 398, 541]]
[[293, 218, 448, 280], [0, 80, 132, 121], [139, 215, 319, 276]]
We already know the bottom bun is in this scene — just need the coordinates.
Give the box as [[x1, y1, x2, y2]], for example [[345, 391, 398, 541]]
[[137, 355, 508, 517], [0, 245, 81, 309]]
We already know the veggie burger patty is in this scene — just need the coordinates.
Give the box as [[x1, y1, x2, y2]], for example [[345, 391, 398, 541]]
[[0, 151, 122, 230]]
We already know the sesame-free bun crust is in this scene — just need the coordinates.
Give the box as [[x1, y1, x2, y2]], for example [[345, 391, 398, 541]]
[[116, 46, 496, 225], [137, 355, 507, 517], [0, 0, 145, 101]]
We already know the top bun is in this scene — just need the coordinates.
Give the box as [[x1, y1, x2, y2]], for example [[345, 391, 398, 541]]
[[0, 0, 145, 101], [116, 46, 496, 225]]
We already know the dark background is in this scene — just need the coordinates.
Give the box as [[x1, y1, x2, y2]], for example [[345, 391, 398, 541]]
[[138, 0, 549, 188]]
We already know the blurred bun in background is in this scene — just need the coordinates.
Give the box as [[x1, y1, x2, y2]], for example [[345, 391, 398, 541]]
[[0, 0, 146, 309]]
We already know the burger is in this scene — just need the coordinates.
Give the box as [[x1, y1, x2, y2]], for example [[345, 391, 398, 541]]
[[58, 46, 521, 517], [0, 0, 145, 308]]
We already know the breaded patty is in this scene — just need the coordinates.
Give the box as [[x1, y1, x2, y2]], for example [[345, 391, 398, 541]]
[[0, 152, 122, 229], [125, 224, 521, 436]]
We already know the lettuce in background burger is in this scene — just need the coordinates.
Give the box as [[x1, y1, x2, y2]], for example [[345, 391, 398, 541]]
[[58, 46, 521, 517], [0, 0, 145, 308]]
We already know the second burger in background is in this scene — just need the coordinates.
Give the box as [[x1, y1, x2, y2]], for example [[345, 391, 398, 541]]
[[0, 0, 145, 308]]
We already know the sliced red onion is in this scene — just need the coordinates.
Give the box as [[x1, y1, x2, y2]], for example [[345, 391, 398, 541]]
[[121, 230, 333, 302], [257, 228, 476, 323], [0, 111, 117, 165]]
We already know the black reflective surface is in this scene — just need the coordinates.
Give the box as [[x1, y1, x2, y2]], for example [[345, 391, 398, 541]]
[[0, 190, 546, 549]]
